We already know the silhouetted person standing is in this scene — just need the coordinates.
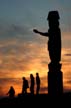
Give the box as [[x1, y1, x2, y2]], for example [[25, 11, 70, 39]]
[[22, 77, 29, 94], [33, 11, 61, 64], [36, 73, 40, 94], [30, 74, 35, 94], [7, 86, 15, 98]]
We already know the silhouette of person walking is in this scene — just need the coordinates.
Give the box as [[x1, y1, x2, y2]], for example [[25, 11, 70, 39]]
[[36, 73, 40, 94], [33, 11, 61, 64], [22, 77, 29, 94], [30, 74, 35, 94], [7, 86, 15, 98]]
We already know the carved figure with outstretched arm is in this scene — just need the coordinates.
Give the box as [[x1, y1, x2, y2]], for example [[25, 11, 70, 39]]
[[33, 11, 61, 64]]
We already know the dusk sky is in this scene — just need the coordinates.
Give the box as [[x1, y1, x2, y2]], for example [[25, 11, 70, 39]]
[[0, 0, 71, 97]]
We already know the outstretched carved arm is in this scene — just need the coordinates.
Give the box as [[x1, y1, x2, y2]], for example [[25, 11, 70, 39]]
[[33, 29, 49, 37]]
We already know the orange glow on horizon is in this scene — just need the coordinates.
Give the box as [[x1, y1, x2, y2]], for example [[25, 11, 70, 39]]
[[0, 38, 71, 96]]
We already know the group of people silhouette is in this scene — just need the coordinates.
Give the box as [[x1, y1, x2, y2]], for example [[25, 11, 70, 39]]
[[7, 73, 41, 98], [22, 73, 40, 95]]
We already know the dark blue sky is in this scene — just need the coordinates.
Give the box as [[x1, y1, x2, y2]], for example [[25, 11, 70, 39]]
[[0, 0, 71, 30]]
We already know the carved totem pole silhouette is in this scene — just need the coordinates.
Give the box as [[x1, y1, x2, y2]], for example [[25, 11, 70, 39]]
[[33, 10, 63, 96], [47, 11, 63, 96]]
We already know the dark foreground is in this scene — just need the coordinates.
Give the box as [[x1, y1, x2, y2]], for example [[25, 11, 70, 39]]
[[0, 93, 71, 107]]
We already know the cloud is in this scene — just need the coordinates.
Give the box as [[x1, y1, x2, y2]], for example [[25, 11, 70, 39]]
[[64, 54, 71, 56], [61, 32, 71, 49], [10, 24, 31, 36], [62, 48, 71, 57], [0, 38, 49, 78], [66, 80, 71, 84], [0, 21, 49, 78], [61, 48, 71, 62], [0, 23, 32, 40], [0, 87, 4, 97], [62, 32, 71, 40], [40, 87, 48, 94]]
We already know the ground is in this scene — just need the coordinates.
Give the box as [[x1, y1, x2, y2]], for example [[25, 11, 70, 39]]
[[0, 93, 71, 107]]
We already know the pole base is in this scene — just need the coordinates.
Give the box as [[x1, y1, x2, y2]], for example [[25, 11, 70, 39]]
[[48, 63, 63, 96]]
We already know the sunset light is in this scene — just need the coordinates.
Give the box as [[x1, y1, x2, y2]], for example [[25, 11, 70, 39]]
[[0, 0, 71, 98]]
